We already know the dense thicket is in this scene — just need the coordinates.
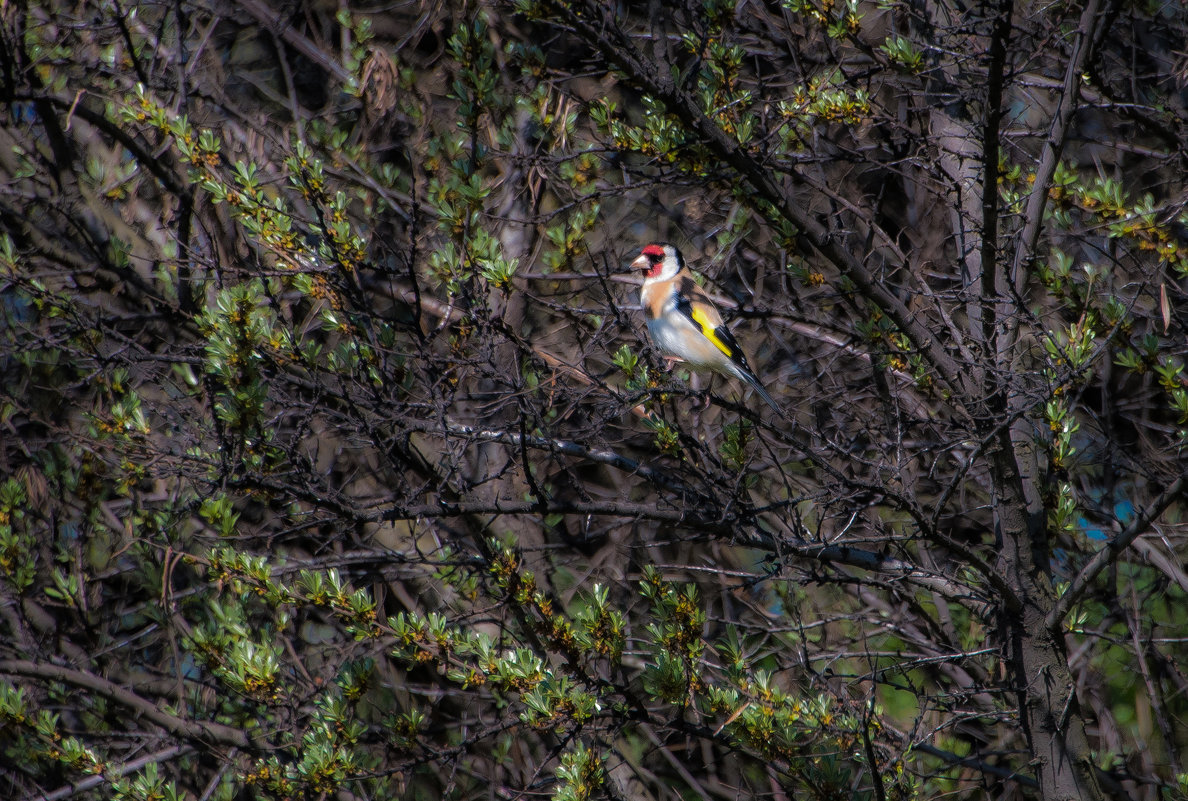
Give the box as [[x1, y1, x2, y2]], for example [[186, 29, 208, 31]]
[[2, 2, 1188, 800]]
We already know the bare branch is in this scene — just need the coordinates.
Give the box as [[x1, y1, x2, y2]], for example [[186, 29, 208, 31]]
[[1045, 472, 1188, 631], [0, 661, 254, 750]]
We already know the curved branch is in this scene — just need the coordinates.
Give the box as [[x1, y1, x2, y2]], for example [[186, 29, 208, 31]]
[[13, 93, 191, 199], [0, 660, 254, 750], [34, 745, 194, 801], [402, 418, 701, 498], [377, 498, 989, 613]]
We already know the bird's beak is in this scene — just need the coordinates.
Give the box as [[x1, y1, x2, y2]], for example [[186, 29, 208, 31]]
[[629, 254, 649, 273]]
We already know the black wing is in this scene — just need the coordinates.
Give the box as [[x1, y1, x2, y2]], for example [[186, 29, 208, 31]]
[[673, 286, 753, 373]]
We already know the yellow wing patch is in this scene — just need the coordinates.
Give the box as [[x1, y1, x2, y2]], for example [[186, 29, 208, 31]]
[[688, 305, 735, 360]]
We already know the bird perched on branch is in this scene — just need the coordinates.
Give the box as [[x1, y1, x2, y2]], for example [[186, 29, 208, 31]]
[[631, 243, 782, 415]]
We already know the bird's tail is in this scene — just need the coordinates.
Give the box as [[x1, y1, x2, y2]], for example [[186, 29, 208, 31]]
[[736, 365, 784, 417]]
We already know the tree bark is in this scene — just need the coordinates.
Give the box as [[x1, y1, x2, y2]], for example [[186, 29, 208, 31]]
[[990, 432, 1104, 801]]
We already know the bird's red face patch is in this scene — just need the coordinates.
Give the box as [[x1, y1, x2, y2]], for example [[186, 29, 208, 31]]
[[640, 244, 667, 277]]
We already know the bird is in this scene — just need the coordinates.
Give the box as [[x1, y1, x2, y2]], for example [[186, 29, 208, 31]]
[[630, 243, 782, 415]]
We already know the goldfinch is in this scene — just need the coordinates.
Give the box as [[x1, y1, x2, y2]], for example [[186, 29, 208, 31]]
[[631, 243, 782, 414]]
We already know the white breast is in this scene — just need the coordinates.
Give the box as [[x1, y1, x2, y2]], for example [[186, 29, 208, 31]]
[[647, 313, 729, 371]]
